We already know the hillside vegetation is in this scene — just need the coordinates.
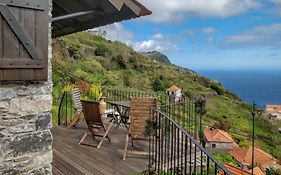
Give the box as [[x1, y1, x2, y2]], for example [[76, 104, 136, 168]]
[[52, 32, 281, 161]]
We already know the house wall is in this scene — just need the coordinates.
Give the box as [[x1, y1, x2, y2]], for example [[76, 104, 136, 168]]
[[205, 142, 234, 152], [269, 113, 281, 120], [0, 0, 53, 174], [167, 90, 182, 103]]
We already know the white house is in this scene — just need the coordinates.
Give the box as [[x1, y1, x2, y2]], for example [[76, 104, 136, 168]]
[[204, 129, 239, 152], [166, 85, 182, 103], [265, 104, 281, 120]]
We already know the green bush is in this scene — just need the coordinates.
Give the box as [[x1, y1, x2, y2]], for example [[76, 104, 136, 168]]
[[67, 44, 84, 59], [95, 43, 109, 57], [152, 79, 165, 91], [210, 83, 225, 95], [265, 167, 281, 175], [213, 120, 231, 131], [112, 55, 127, 69], [212, 152, 236, 164]]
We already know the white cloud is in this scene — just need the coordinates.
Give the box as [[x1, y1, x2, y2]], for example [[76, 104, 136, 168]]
[[202, 27, 216, 34], [139, 0, 260, 23], [270, 0, 281, 15], [92, 24, 179, 53], [271, 0, 281, 4], [132, 40, 180, 52], [92, 23, 134, 43], [224, 23, 281, 48], [207, 37, 214, 44], [152, 33, 163, 39]]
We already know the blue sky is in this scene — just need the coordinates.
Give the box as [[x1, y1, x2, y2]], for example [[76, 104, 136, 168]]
[[97, 0, 281, 71]]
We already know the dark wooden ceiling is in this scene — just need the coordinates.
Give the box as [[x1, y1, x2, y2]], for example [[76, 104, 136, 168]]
[[52, 0, 151, 38]]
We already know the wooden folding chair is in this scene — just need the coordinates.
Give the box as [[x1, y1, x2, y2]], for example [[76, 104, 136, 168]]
[[79, 100, 115, 148], [65, 88, 84, 131], [123, 97, 157, 160]]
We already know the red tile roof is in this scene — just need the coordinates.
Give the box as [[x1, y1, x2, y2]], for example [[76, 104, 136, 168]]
[[265, 104, 281, 109], [252, 166, 265, 175], [265, 110, 281, 115], [204, 129, 236, 143], [221, 164, 251, 175], [167, 85, 180, 91], [229, 147, 277, 169]]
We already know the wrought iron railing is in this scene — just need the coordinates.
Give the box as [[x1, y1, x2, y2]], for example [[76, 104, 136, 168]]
[[57, 87, 178, 126], [160, 99, 200, 138], [149, 108, 231, 175]]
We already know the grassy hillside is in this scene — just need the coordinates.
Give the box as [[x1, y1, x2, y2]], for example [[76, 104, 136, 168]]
[[52, 32, 281, 161], [142, 51, 171, 65]]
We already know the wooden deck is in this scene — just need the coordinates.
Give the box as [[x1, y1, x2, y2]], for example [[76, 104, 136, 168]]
[[51, 122, 149, 175]]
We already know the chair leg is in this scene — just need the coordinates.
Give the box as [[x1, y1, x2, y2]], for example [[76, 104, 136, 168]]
[[64, 116, 79, 131], [64, 112, 84, 132], [97, 120, 114, 149], [123, 133, 130, 160], [131, 138, 134, 147], [79, 132, 88, 145], [101, 124, 111, 142]]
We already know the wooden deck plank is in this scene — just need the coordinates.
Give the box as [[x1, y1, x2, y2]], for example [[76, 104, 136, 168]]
[[52, 122, 149, 175], [53, 140, 112, 175], [53, 149, 94, 175], [53, 152, 88, 175], [52, 165, 65, 175], [52, 159, 76, 175]]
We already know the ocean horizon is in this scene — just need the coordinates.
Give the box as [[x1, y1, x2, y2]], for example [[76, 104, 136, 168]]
[[196, 69, 281, 108]]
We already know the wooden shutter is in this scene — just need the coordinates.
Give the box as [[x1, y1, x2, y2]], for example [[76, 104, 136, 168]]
[[0, 0, 49, 82]]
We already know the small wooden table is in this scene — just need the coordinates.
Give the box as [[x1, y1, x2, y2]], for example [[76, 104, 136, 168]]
[[108, 101, 130, 130]]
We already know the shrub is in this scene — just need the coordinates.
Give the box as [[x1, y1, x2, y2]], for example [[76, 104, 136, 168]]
[[210, 83, 225, 95], [95, 44, 109, 57], [232, 135, 248, 147], [265, 167, 281, 175], [152, 79, 165, 91], [212, 152, 236, 164], [112, 55, 127, 69], [213, 119, 231, 131], [67, 44, 84, 59]]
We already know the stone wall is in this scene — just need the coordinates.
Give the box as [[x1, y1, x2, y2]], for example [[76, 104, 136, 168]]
[[0, 0, 53, 174]]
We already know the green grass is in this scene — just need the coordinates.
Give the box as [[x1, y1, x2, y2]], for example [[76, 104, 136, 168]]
[[212, 152, 236, 164]]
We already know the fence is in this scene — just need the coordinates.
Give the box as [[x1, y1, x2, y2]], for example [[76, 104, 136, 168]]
[[57, 87, 175, 126], [149, 108, 231, 175]]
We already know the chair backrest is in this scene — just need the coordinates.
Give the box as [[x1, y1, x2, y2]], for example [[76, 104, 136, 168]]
[[130, 97, 157, 139], [81, 100, 103, 126], [71, 88, 82, 114]]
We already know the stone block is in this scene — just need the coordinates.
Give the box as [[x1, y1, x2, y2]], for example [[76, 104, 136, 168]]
[[0, 89, 15, 101], [2, 167, 20, 175], [0, 101, 9, 112], [4, 155, 31, 168], [0, 127, 6, 138], [16, 83, 52, 96], [33, 150, 53, 166], [20, 113, 37, 121], [2, 114, 18, 120], [9, 95, 52, 113], [3, 130, 52, 157], [0, 119, 22, 127], [36, 113, 52, 130], [8, 124, 35, 134], [27, 164, 52, 175]]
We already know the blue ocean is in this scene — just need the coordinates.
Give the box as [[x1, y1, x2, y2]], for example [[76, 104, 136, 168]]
[[197, 70, 281, 108]]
